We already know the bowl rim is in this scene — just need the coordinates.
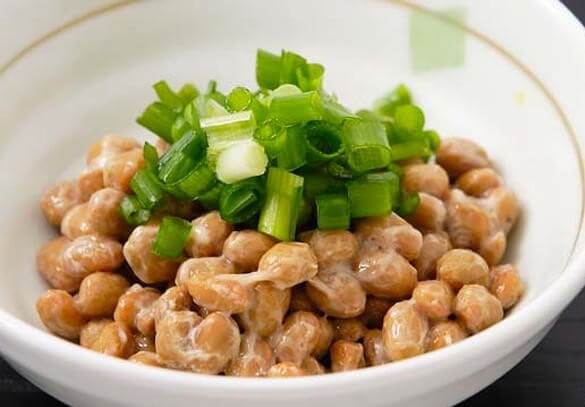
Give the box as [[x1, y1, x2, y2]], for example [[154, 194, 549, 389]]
[[1, 0, 585, 395]]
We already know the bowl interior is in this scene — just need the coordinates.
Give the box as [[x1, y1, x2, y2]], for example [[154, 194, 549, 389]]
[[0, 0, 582, 338]]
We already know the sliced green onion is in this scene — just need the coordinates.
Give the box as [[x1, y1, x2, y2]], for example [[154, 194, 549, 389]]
[[154, 80, 184, 112], [316, 193, 350, 230], [206, 80, 218, 94], [389, 141, 431, 161], [178, 83, 199, 104], [204, 98, 230, 118], [250, 97, 268, 124], [256, 90, 272, 107], [136, 102, 177, 143], [183, 102, 201, 131], [254, 121, 284, 159], [327, 161, 353, 179], [347, 176, 392, 218], [297, 63, 324, 92], [201, 110, 256, 151], [256, 49, 281, 90], [277, 126, 307, 171], [171, 116, 191, 143], [302, 172, 344, 201], [387, 162, 404, 177], [206, 80, 227, 106], [119, 195, 151, 226], [219, 177, 265, 223], [394, 104, 425, 136], [356, 109, 382, 122], [342, 119, 391, 172], [258, 168, 304, 241], [130, 168, 166, 210], [424, 130, 441, 152], [305, 121, 344, 164], [397, 191, 421, 217], [374, 84, 412, 117], [297, 197, 313, 227], [322, 97, 357, 125], [152, 216, 192, 259], [271, 84, 302, 98], [157, 131, 207, 181], [269, 91, 323, 125], [227, 87, 253, 112], [174, 130, 207, 158], [216, 140, 268, 184], [198, 182, 225, 210], [280, 50, 306, 86], [158, 152, 196, 185], [366, 171, 401, 209], [143, 142, 159, 171], [170, 161, 216, 199]]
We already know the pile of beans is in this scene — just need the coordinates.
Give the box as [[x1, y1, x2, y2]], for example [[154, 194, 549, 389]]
[[36, 135, 523, 377]]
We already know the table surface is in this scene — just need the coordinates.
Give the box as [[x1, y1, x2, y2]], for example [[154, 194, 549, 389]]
[[2, 0, 585, 405]]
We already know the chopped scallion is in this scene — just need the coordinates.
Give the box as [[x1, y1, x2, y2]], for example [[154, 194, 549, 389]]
[[271, 84, 302, 98], [201, 110, 256, 151], [171, 116, 192, 143], [397, 191, 421, 217], [227, 87, 253, 112], [258, 168, 304, 241], [302, 172, 344, 201], [158, 152, 196, 185], [342, 119, 391, 172], [326, 161, 354, 179], [250, 97, 268, 124], [204, 98, 230, 118], [254, 121, 284, 159], [424, 129, 441, 152], [205, 80, 227, 106], [183, 102, 201, 131], [152, 216, 192, 259], [280, 50, 307, 86], [394, 104, 425, 136], [277, 126, 307, 171], [297, 197, 313, 227], [216, 140, 268, 184], [131, 51, 439, 238], [389, 141, 431, 161], [296, 63, 325, 92], [305, 121, 344, 164], [347, 176, 392, 218], [256, 49, 282, 90], [119, 195, 151, 226], [154, 80, 184, 112], [374, 84, 411, 117], [322, 97, 357, 125], [136, 102, 177, 143], [177, 83, 199, 104], [173, 162, 216, 199], [269, 91, 323, 125], [157, 131, 207, 183], [198, 182, 225, 210], [219, 177, 265, 223], [316, 193, 350, 230], [130, 168, 166, 210], [143, 142, 159, 171], [366, 171, 401, 209], [387, 162, 404, 177]]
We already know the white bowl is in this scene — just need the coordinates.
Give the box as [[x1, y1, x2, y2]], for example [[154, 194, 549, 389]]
[[1, 0, 585, 406]]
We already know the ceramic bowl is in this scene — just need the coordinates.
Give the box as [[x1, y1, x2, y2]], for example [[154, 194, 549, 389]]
[[1, 0, 585, 406]]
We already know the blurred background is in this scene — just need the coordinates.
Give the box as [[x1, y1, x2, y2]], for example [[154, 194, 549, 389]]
[[1, 0, 584, 405]]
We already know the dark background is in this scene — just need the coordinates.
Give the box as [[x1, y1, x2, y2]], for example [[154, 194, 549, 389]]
[[2, 1, 585, 406]]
